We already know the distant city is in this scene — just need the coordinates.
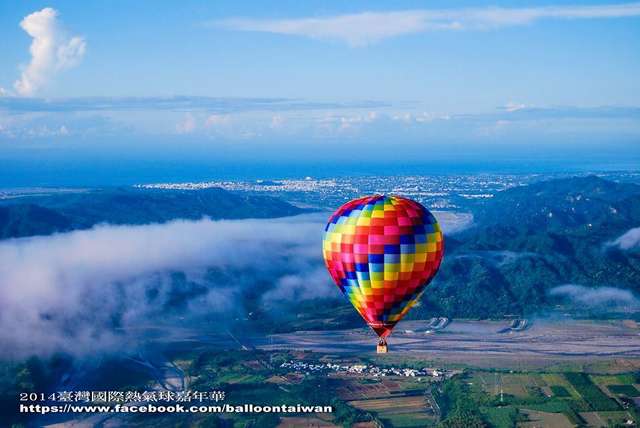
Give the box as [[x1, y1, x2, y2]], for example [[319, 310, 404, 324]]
[[134, 171, 640, 210]]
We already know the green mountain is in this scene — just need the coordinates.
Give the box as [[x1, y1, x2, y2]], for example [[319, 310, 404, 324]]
[[0, 204, 73, 240], [414, 176, 640, 319], [471, 175, 640, 232], [0, 187, 304, 239]]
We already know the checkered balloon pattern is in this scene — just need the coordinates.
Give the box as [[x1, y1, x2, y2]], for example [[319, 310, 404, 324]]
[[322, 195, 444, 338]]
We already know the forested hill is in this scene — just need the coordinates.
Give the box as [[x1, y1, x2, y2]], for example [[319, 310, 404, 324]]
[[0, 187, 304, 240], [471, 175, 640, 232], [416, 176, 640, 319]]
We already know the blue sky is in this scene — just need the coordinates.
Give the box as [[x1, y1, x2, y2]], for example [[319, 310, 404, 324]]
[[0, 1, 639, 184]]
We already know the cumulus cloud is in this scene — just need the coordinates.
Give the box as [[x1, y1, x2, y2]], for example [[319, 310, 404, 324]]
[[608, 226, 640, 250], [215, 3, 640, 46], [0, 215, 332, 358], [14, 8, 86, 96], [549, 284, 640, 310]]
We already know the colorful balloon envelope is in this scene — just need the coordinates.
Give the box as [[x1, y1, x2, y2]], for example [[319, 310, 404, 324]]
[[322, 195, 444, 350]]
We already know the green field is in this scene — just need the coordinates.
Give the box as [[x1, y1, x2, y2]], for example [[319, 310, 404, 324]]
[[480, 406, 520, 428], [550, 385, 570, 398], [449, 369, 640, 427], [608, 384, 640, 397], [565, 373, 621, 411], [541, 373, 582, 399]]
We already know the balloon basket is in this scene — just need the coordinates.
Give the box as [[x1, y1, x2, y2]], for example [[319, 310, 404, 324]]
[[376, 340, 388, 354]]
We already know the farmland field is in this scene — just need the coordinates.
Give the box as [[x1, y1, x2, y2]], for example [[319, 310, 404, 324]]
[[565, 373, 621, 411], [518, 409, 574, 428], [337, 377, 437, 427], [542, 373, 582, 399], [579, 411, 634, 427], [550, 385, 570, 397], [452, 369, 640, 427], [481, 406, 520, 428], [608, 384, 640, 396]]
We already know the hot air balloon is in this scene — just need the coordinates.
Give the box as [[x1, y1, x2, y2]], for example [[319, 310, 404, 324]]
[[322, 195, 444, 353]]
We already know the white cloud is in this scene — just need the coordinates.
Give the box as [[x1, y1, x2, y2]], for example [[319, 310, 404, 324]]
[[0, 209, 477, 357], [504, 102, 528, 112], [14, 8, 86, 96], [609, 226, 640, 250], [317, 110, 456, 133], [391, 112, 449, 123], [0, 215, 330, 357], [262, 269, 335, 303], [205, 113, 231, 128], [216, 3, 640, 46], [549, 284, 640, 309], [318, 111, 381, 131], [218, 11, 435, 47]]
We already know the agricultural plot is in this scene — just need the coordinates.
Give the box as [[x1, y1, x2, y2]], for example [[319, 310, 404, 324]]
[[590, 373, 640, 400], [502, 374, 544, 398], [337, 378, 436, 428], [277, 416, 338, 427], [542, 373, 582, 399], [591, 373, 638, 385], [579, 411, 635, 428], [477, 372, 563, 400], [522, 399, 580, 414], [470, 372, 530, 398], [608, 384, 640, 396], [464, 370, 633, 426], [337, 379, 399, 400], [472, 372, 576, 401], [349, 395, 427, 413], [216, 372, 266, 384], [517, 409, 574, 428], [378, 413, 435, 428], [565, 373, 621, 411], [481, 406, 520, 428], [550, 385, 570, 397]]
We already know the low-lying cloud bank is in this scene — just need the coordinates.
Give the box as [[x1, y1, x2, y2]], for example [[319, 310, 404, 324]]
[[549, 284, 640, 310], [0, 210, 480, 358], [608, 226, 640, 250], [0, 215, 331, 358]]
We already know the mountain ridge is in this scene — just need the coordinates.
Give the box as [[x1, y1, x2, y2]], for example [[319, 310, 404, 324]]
[[0, 187, 305, 239], [415, 175, 640, 319]]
